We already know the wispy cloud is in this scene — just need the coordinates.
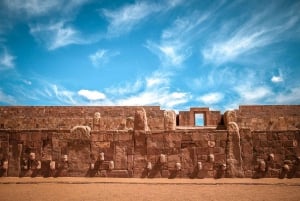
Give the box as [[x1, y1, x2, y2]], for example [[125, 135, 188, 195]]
[[110, 72, 190, 109], [89, 49, 119, 67], [102, 0, 183, 37], [145, 11, 210, 67], [274, 87, 300, 104], [78, 89, 106, 101], [30, 21, 93, 50], [102, 1, 160, 36], [202, 2, 300, 64], [51, 84, 77, 105], [271, 75, 283, 83], [235, 85, 272, 104], [271, 69, 284, 83], [3, 0, 90, 17], [105, 79, 143, 95], [0, 89, 17, 105], [0, 48, 15, 70], [145, 41, 191, 67], [197, 92, 224, 105]]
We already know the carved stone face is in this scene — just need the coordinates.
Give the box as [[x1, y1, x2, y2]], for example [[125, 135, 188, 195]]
[[269, 153, 275, 161], [175, 162, 181, 171], [147, 162, 152, 170], [126, 117, 134, 130], [99, 152, 105, 161], [29, 152, 35, 160], [259, 160, 266, 171], [63, 155, 68, 162], [94, 112, 101, 122], [221, 164, 227, 171], [209, 154, 215, 162], [197, 162, 203, 170], [160, 154, 166, 164]]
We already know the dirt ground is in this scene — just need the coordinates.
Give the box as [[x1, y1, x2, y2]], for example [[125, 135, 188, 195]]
[[1, 180, 300, 201]]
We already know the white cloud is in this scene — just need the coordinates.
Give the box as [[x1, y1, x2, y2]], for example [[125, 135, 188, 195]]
[[271, 69, 284, 83], [202, 3, 300, 64], [105, 80, 143, 95], [198, 92, 224, 105], [102, 0, 183, 37], [4, 0, 60, 17], [235, 85, 272, 103], [145, 40, 191, 67], [116, 72, 190, 108], [0, 89, 17, 104], [145, 12, 209, 67], [78, 89, 106, 101], [0, 49, 15, 70], [51, 84, 77, 105], [271, 75, 283, 83], [274, 87, 300, 104], [146, 73, 169, 88], [4, 0, 90, 17], [30, 21, 90, 50], [116, 89, 189, 109], [89, 49, 119, 67], [102, 2, 160, 36]]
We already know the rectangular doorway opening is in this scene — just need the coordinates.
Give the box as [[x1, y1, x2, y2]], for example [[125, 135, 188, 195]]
[[195, 113, 205, 126]]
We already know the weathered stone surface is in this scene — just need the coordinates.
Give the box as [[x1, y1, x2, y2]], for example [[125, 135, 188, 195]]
[[0, 105, 299, 178], [224, 111, 237, 127], [164, 110, 176, 131], [226, 122, 244, 178], [134, 107, 150, 131]]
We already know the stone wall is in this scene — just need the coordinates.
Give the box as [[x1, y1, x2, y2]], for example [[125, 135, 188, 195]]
[[236, 105, 300, 130], [0, 105, 299, 178], [0, 106, 164, 131]]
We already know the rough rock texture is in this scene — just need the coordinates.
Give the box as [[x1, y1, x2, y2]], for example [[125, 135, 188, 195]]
[[134, 108, 150, 131], [0, 105, 299, 178], [164, 110, 176, 131], [226, 122, 244, 177]]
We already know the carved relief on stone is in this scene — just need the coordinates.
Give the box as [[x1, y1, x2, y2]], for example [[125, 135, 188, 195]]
[[70, 125, 91, 139], [93, 112, 101, 130], [118, 117, 134, 130], [224, 110, 237, 127], [125, 117, 134, 130], [226, 122, 244, 178], [164, 110, 176, 131], [133, 107, 150, 131]]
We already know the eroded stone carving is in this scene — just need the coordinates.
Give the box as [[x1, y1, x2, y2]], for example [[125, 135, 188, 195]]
[[93, 112, 101, 130], [134, 108, 150, 131], [224, 110, 237, 127], [175, 162, 181, 171], [118, 117, 134, 130], [226, 122, 244, 177], [164, 110, 176, 131], [70, 125, 91, 139]]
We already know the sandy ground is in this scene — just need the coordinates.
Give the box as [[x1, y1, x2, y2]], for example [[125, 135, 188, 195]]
[[1, 178, 300, 201]]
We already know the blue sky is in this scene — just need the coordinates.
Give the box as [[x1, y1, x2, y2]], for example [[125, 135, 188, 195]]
[[0, 0, 300, 112]]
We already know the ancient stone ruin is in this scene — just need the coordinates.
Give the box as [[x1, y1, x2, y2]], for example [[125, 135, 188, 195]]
[[0, 105, 300, 178]]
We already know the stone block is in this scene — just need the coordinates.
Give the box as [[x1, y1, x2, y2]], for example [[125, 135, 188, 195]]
[[167, 155, 180, 169], [161, 169, 169, 178], [107, 170, 129, 178], [283, 140, 298, 147], [119, 133, 132, 141], [115, 146, 127, 169]]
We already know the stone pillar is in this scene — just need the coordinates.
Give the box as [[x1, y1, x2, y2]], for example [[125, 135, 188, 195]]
[[225, 111, 244, 177], [133, 107, 150, 132], [164, 110, 176, 131]]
